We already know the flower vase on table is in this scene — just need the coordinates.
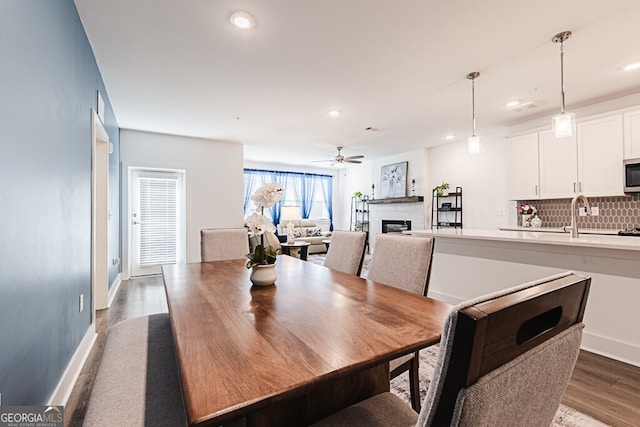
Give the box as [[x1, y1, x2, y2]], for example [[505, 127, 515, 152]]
[[249, 263, 277, 287], [245, 182, 284, 287]]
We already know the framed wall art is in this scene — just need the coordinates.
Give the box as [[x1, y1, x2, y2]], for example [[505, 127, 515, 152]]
[[379, 161, 407, 198]]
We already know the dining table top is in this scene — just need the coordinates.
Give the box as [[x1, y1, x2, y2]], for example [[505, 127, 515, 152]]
[[162, 255, 452, 426]]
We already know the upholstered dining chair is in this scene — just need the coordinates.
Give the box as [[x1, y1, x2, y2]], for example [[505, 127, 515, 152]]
[[312, 271, 591, 427], [200, 228, 250, 262], [367, 234, 435, 411], [323, 230, 367, 275]]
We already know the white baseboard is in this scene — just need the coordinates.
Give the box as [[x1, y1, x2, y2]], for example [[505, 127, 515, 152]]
[[582, 330, 640, 367], [107, 273, 122, 308], [427, 290, 464, 305], [47, 324, 97, 406]]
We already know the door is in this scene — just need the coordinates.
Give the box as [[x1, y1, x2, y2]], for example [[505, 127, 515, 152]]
[[539, 129, 578, 198], [130, 169, 185, 277], [578, 115, 624, 196], [507, 133, 540, 200]]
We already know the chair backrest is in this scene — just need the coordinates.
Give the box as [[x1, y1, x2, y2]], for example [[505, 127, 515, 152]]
[[417, 271, 591, 427], [367, 234, 434, 296], [200, 228, 250, 262], [323, 230, 367, 276]]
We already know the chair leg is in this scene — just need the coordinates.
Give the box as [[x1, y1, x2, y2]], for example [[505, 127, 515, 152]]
[[409, 351, 421, 412]]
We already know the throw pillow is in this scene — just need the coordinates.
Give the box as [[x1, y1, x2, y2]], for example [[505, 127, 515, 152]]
[[306, 227, 322, 237], [293, 229, 303, 238]]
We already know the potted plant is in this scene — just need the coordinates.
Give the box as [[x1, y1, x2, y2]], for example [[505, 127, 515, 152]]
[[245, 182, 284, 285], [353, 191, 363, 199], [434, 182, 450, 197]]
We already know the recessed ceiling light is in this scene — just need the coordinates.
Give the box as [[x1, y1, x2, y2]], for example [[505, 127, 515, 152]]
[[505, 100, 521, 108], [229, 11, 255, 29], [623, 61, 640, 71], [444, 134, 455, 140], [327, 110, 341, 117]]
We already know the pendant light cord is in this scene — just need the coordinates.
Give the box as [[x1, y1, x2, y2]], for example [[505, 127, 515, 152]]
[[560, 40, 566, 114], [471, 76, 477, 136]]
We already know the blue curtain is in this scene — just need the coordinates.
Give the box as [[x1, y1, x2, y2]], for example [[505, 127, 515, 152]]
[[268, 170, 288, 226], [243, 168, 332, 226], [320, 176, 333, 231], [301, 177, 316, 218]]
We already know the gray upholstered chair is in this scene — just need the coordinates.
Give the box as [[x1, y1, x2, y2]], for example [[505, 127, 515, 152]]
[[200, 228, 250, 262], [323, 230, 367, 275], [312, 271, 591, 427], [367, 234, 435, 411]]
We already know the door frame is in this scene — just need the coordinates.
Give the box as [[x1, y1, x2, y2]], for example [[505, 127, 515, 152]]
[[91, 109, 110, 316]]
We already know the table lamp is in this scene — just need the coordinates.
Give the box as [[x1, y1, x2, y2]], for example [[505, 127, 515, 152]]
[[281, 205, 300, 244]]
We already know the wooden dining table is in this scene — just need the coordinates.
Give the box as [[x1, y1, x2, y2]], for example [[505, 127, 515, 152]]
[[162, 255, 452, 426]]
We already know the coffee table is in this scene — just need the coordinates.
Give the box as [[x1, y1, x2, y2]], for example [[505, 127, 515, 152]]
[[280, 240, 311, 260]]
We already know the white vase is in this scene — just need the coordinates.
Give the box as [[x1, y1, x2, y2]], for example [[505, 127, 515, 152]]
[[250, 263, 277, 286], [521, 214, 534, 227]]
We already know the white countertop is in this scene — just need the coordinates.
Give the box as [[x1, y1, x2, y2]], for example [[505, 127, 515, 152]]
[[498, 226, 620, 235], [405, 228, 640, 252]]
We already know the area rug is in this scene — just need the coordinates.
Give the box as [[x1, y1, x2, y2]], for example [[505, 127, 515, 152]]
[[307, 254, 609, 426]]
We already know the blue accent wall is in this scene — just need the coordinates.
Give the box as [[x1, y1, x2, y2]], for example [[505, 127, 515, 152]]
[[0, 0, 120, 404]]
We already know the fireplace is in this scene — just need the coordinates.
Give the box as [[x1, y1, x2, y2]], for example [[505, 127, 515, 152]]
[[381, 220, 412, 234]]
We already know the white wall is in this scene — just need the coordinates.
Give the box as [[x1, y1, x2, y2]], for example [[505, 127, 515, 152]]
[[120, 130, 244, 276], [428, 133, 511, 229]]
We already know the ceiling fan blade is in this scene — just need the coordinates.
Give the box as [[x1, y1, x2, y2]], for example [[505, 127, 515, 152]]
[[345, 155, 364, 160], [345, 159, 362, 164]]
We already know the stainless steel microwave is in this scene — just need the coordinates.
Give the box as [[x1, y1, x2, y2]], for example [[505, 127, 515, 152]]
[[624, 158, 640, 193]]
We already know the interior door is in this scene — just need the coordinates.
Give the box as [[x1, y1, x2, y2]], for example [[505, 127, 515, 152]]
[[131, 169, 185, 277]]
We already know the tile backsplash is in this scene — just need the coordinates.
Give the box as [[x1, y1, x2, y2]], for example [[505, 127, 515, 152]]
[[517, 194, 640, 229]]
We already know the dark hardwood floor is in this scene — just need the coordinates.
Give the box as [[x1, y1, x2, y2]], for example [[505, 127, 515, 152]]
[[64, 275, 640, 427]]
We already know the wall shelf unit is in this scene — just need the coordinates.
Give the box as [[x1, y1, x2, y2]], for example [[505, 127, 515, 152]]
[[431, 187, 463, 229]]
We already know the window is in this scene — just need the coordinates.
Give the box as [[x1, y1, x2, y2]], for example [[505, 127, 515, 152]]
[[244, 169, 333, 229]]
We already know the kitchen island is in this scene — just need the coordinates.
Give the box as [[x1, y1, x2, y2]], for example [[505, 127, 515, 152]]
[[405, 228, 640, 367]]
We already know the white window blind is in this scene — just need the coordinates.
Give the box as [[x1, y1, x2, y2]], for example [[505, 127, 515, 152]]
[[138, 176, 178, 266]]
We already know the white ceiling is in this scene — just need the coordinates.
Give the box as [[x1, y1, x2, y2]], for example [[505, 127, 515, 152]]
[[74, 0, 640, 166]]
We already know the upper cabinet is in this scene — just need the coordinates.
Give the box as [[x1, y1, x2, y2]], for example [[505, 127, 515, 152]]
[[539, 129, 577, 199], [507, 133, 539, 200], [624, 109, 640, 159], [577, 115, 623, 197], [509, 111, 626, 200]]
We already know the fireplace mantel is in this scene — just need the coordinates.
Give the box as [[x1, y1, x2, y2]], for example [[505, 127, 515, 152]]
[[368, 196, 424, 205]]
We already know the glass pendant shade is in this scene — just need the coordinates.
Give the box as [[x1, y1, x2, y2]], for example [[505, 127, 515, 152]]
[[552, 112, 575, 138], [468, 135, 480, 154]]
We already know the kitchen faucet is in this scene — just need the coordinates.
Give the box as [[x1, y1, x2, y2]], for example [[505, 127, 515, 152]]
[[563, 194, 592, 237]]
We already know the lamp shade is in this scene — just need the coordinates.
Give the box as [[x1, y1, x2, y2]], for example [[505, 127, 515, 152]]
[[552, 112, 575, 138], [468, 136, 480, 155], [281, 205, 301, 221]]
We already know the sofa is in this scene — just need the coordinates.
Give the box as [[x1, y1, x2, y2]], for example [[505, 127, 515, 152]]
[[277, 219, 331, 254]]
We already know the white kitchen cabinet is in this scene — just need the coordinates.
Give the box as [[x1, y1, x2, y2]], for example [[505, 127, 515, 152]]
[[539, 129, 577, 198], [507, 133, 539, 200], [624, 109, 640, 159], [577, 114, 624, 197]]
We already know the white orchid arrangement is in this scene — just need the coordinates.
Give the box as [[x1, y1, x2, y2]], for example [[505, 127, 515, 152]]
[[245, 182, 283, 268]]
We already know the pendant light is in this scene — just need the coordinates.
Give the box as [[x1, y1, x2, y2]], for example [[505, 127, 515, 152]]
[[467, 71, 480, 154], [552, 31, 575, 138]]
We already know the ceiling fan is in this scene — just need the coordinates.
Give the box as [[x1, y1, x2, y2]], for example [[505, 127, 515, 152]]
[[313, 146, 364, 166]]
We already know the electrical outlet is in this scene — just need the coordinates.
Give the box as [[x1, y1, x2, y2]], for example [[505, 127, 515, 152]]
[[579, 207, 587, 216], [79, 294, 84, 313], [591, 206, 599, 216], [496, 209, 506, 216]]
